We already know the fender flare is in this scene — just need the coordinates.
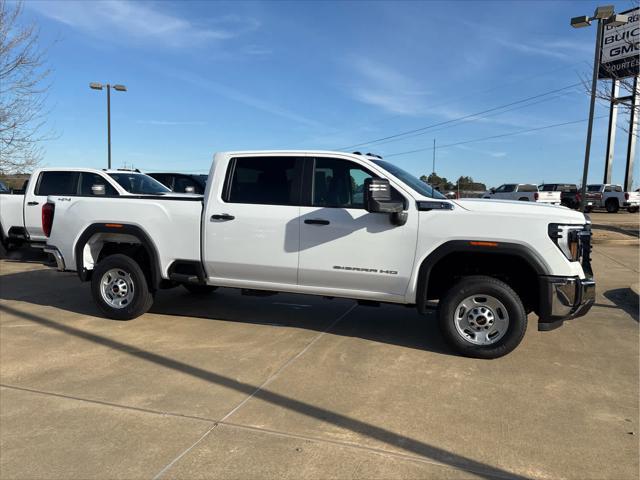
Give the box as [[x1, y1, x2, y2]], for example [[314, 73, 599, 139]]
[[74, 223, 161, 288], [415, 240, 550, 314]]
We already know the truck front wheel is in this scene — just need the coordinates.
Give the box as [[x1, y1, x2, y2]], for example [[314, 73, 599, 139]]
[[437, 276, 527, 359], [91, 254, 154, 320]]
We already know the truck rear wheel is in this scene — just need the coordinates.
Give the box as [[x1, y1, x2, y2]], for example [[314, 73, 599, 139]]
[[628, 206, 639, 214], [605, 199, 619, 213], [437, 275, 527, 359], [91, 254, 154, 320]]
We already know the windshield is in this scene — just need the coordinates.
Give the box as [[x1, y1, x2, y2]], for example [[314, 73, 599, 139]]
[[108, 173, 171, 194], [372, 160, 446, 199], [587, 185, 602, 192]]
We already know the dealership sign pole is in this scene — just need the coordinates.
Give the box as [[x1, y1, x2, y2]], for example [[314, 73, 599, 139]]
[[571, 6, 631, 211], [600, 7, 639, 191]]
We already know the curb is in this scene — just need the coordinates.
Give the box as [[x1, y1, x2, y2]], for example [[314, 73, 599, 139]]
[[592, 239, 640, 246]]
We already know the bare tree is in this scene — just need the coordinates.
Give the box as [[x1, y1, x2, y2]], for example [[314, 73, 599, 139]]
[[0, 0, 51, 174]]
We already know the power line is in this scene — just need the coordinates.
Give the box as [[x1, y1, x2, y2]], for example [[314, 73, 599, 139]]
[[385, 115, 608, 158], [368, 89, 580, 148], [339, 83, 582, 150]]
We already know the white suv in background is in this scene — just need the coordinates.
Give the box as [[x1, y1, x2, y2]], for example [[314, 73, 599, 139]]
[[483, 184, 561, 204]]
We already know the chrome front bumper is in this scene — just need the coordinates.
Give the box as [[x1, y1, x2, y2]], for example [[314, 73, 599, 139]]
[[44, 246, 66, 271], [537, 276, 596, 331]]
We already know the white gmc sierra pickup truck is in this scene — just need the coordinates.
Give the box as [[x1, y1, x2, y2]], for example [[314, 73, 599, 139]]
[[43, 151, 595, 358], [0, 167, 175, 249]]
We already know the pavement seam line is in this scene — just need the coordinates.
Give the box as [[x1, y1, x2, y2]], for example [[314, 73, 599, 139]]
[[0, 384, 215, 424], [218, 302, 358, 423], [216, 420, 492, 477], [150, 303, 357, 479], [596, 249, 640, 273], [151, 423, 220, 480]]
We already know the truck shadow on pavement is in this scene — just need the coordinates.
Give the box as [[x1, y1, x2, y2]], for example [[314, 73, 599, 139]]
[[0, 267, 450, 355], [601, 288, 639, 322], [0, 300, 530, 480]]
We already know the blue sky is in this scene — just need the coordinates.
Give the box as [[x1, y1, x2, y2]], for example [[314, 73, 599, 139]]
[[22, 0, 639, 188]]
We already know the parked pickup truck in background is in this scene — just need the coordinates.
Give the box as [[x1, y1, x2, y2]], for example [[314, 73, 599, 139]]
[[584, 184, 640, 213], [483, 184, 561, 204], [0, 168, 172, 249], [539, 184, 579, 209], [147, 172, 208, 194], [44, 151, 595, 359]]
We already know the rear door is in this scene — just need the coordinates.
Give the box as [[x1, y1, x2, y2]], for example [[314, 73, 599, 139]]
[[25, 171, 80, 241], [202, 155, 303, 287], [297, 156, 418, 297]]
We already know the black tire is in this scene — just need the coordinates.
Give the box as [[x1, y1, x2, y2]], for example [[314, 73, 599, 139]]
[[182, 284, 218, 294], [605, 199, 619, 213], [437, 275, 527, 359], [518, 197, 529, 201], [91, 254, 154, 320], [628, 206, 639, 214]]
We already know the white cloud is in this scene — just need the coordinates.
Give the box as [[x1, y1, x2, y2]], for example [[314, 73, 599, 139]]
[[160, 68, 323, 128], [27, 1, 260, 48], [348, 58, 430, 115]]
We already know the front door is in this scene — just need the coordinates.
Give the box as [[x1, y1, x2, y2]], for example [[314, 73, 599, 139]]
[[298, 157, 418, 298], [202, 155, 303, 287]]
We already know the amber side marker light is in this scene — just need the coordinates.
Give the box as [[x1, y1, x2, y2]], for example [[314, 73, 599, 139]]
[[105, 223, 123, 228], [469, 241, 499, 247]]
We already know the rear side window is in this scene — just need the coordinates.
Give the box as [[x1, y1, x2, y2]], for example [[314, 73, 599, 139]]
[[614, 185, 623, 192], [517, 184, 537, 192], [36, 172, 80, 195], [80, 173, 118, 196], [226, 157, 300, 206]]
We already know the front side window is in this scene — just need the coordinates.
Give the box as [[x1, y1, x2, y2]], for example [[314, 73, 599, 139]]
[[372, 159, 445, 199], [36, 171, 80, 195], [80, 173, 118, 196], [226, 157, 299, 206], [108, 173, 171, 195], [313, 158, 373, 208]]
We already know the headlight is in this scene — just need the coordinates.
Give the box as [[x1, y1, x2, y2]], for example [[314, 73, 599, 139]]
[[548, 224, 585, 261]]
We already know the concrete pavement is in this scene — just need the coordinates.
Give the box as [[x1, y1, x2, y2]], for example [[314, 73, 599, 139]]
[[0, 244, 638, 479]]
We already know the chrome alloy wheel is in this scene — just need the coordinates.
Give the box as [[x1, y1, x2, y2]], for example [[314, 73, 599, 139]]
[[453, 294, 510, 346], [100, 268, 135, 309]]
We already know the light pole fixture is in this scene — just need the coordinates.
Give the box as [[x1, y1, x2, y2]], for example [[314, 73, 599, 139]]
[[571, 5, 628, 212], [89, 82, 127, 169]]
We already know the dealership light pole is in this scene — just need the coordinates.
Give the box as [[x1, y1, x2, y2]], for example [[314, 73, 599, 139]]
[[90, 82, 127, 169], [571, 6, 628, 211]]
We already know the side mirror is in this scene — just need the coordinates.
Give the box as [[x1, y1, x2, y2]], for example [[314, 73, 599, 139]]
[[91, 184, 106, 196], [184, 186, 196, 194], [364, 178, 407, 226]]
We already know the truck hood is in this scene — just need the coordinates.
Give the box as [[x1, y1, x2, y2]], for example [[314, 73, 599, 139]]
[[451, 198, 587, 224]]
